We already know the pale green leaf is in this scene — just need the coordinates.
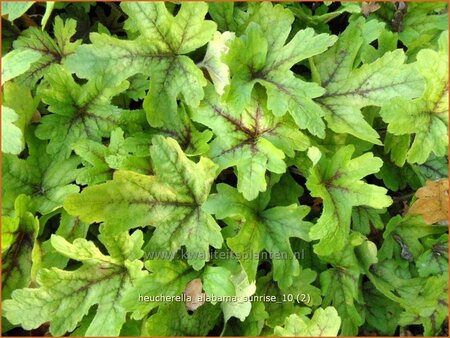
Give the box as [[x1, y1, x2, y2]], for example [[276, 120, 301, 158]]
[[2, 131, 80, 216], [1, 106, 23, 155], [198, 31, 235, 95], [65, 2, 216, 127], [153, 104, 213, 156], [1, 49, 41, 84], [319, 240, 371, 335], [225, 2, 337, 137], [41, 2, 55, 29], [39, 211, 90, 269], [380, 31, 448, 164], [221, 266, 256, 322], [1, 195, 39, 300], [3, 229, 146, 336], [399, 2, 448, 53], [73, 128, 152, 185], [203, 266, 235, 298], [274, 307, 341, 336], [65, 136, 222, 270], [35, 65, 129, 160], [192, 85, 309, 200], [204, 183, 311, 289], [305, 145, 392, 256], [313, 18, 424, 144], [208, 2, 240, 32], [11, 17, 81, 86], [2, 81, 39, 133], [2, 2, 34, 21], [122, 260, 200, 320]]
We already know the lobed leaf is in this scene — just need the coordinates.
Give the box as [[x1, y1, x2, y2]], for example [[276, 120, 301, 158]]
[[65, 2, 216, 127], [193, 85, 309, 200], [65, 136, 222, 270], [3, 229, 146, 336], [305, 145, 392, 256]]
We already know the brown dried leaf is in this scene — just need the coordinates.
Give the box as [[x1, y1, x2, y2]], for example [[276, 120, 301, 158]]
[[31, 110, 41, 123], [184, 278, 205, 311], [407, 179, 449, 224], [361, 2, 381, 17]]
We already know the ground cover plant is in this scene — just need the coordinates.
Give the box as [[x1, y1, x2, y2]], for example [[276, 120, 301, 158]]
[[1, 1, 449, 336]]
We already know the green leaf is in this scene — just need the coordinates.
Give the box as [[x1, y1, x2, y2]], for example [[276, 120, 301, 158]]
[[359, 27, 398, 64], [208, 2, 240, 32], [1, 195, 39, 300], [11, 17, 81, 86], [1, 82, 39, 156], [362, 282, 402, 336], [198, 31, 235, 95], [416, 234, 448, 277], [274, 307, 341, 336], [281, 267, 323, 307], [1, 106, 23, 155], [153, 104, 213, 156], [204, 183, 311, 289], [1, 49, 41, 84], [2, 3, 449, 336], [289, 2, 360, 32], [122, 260, 200, 320], [2, 81, 39, 133], [65, 136, 222, 270], [73, 128, 152, 185], [223, 300, 268, 336], [122, 74, 149, 101], [380, 31, 448, 164], [35, 65, 129, 160], [221, 266, 256, 322], [3, 228, 146, 336], [383, 133, 410, 167], [41, 2, 55, 29], [319, 240, 371, 335], [2, 2, 35, 21], [399, 2, 448, 53], [192, 85, 310, 200], [119, 319, 141, 337], [142, 302, 221, 336], [305, 145, 392, 256], [72, 137, 115, 185], [415, 154, 449, 182], [203, 266, 235, 298], [397, 275, 448, 336], [225, 2, 337, 137], [351, 206, 384, 235], [2, 131, 80, 216], [65, 2, 216, 127], [248, 262, 322, 328], [313, 18, 424, 144], [255, 273, 312, 329], [369, 261, 448, 335], [39, 211, 90, 269], [378, 215, 447, 262], [268, 172, 304, 207]]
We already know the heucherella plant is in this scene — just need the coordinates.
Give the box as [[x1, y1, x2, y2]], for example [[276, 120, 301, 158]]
[[1, 1, 448, 337]]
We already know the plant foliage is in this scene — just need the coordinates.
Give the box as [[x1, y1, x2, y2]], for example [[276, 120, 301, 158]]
[[1, 1, 448, 337]]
